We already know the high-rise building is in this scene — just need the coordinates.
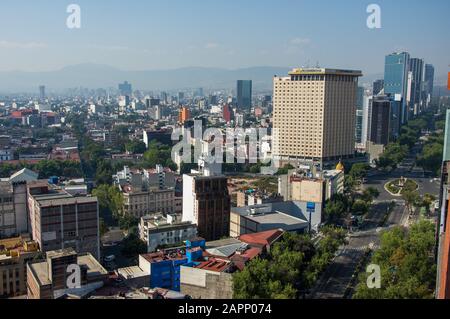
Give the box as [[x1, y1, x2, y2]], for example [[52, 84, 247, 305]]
[[373, 79, 384, 95], [178, 92, 185, 104], [424, 64, 435, 107], [155, 105, 162, 120], [408, 57, 425, 116], [182, 143, 230, 241], [384, 52, 410, 124], [178, 107, 190, 124], [118, 81, 132, 96], [144, 97, 160, 108], [39, 85, 46, 100], [182, 174, 230, 241], [237, 80, 252, 110], [194, 88, 204, 97], [272, 68, 362, 167], [448, 72, 450, 91], [223, 104, 233, 123], [389, 95, 403, 140], [355, 87, 365, 144], [208, 95, 218, 106], [160, 92, 168, 105], [368, 95, 391, 146], [27, 182, 100, 259], [361, 94, 372, 147]]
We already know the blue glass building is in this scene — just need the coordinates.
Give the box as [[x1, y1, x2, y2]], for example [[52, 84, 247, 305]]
[[237, 80, 252, 110], [384, 52, 410, 125]]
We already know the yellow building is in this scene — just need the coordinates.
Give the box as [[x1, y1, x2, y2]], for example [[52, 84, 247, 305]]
[[0, 235, 40, 297]]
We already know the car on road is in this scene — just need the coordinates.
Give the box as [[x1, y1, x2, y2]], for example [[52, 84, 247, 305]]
[[104, 255, 116, 263]]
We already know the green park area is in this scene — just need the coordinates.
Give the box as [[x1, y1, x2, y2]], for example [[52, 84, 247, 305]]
[[385, 178, 418, 196]]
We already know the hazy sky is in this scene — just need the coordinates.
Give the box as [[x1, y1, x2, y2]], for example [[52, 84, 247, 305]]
[[0, 0, 449, 78]]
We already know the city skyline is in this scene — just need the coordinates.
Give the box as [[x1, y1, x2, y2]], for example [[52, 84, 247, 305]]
[[0, 0, 449, 81], [1, 0, 450, 304]]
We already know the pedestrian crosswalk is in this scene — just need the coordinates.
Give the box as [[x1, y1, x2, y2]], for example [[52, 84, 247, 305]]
[[339, 245, 380, 254]]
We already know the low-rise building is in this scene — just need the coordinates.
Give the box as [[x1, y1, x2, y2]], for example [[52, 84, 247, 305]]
[[0, 235, 40, 297], [27, 248, 108, 299], [90, 286, 189, 299], [116, 266, 150, 289], [230, 201, 321, 237], [0, 148, 13, 162], [180, 229, 284, 299], [236, 189, 283, 207], [278, 164, 344, 206], [139, 214, 197, 252], [114, 165, 181, 218]]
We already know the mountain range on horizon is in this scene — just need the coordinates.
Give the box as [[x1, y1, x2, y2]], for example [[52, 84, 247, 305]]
[[0, 63, 447, 94]]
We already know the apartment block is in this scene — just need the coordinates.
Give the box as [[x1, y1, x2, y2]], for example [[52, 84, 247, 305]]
[[139, 214, 197, 252], [114, 165, 181, 218]]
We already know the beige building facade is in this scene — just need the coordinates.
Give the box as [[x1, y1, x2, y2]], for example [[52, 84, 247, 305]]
[[273, 68, 362, 167], [0, 236, 40, 297], [123, 188, 181, 218]]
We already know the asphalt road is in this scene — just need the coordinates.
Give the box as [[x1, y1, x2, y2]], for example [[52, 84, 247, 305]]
[[308, 203, 407, 299], [308, 142, 440, 299]]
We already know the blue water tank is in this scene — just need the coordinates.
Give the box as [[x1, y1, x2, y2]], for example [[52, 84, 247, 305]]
[[48, 176, 59, 185]]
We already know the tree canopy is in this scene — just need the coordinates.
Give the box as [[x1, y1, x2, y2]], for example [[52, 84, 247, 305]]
[[353, 220, 436, 299], [233, 228, 347, 299]]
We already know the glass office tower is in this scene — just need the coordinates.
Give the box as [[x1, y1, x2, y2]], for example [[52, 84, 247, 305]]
[[355, 86, 364, 144], [237, 80, 252, 110], [384, 52, 410, 124], [409, 57, 425, 116]]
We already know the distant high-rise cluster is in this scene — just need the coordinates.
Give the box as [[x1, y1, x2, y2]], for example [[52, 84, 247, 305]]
[[383, 52, 434, 124], [355, 52, 436, 154]]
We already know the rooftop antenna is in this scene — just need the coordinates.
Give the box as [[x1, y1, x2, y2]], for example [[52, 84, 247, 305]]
[[316, 61, 320, 68], [306, 60, 310, 68]]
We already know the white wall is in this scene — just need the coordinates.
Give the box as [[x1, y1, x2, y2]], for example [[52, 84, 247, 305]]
[[182, 175, 195, 223]]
